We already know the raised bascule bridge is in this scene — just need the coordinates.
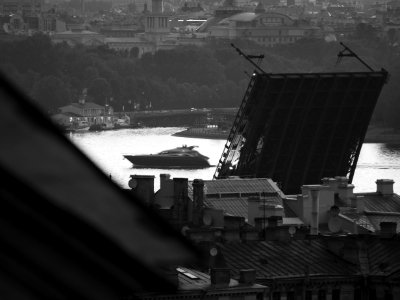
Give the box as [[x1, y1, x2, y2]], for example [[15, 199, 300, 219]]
[[214, 43, 389, 195]]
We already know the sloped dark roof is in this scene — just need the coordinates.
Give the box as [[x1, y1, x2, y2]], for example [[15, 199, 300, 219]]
[[220, 240, 359, 279], [340, 209, 376, 232], [220, 238, 400, 281], [176, 267, 266, 291], [196, 17, 220, 32], [359, 192, 400, 212], [188, 178, 282, 219], [366, 239, 400, 276], [191, 178, 281, 195], [204, 195, 282, 218], [339, 192, 400, 232], [204, 196, 248, 217], [366, 214, 400, 232], [177, 267, 211, 290]]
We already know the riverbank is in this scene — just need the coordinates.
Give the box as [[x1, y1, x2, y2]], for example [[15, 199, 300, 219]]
[[65, 123, 142, 133], [172, 127, 228, 139], [364, 127, 400, 143], [174, 126, 400, 143]]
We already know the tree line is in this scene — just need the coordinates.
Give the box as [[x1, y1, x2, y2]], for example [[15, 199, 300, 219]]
[[0, 33, 399, 129]]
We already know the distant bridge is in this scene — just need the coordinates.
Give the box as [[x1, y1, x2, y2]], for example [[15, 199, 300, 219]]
[[214, 70, 389, 194], [122, 108, 237, 127]]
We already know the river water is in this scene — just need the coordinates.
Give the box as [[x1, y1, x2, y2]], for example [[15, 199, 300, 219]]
[[69, 127, 400, 194]]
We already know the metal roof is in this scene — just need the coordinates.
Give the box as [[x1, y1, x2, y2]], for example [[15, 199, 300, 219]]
[[204, 195, 282, 219], [367, 214, 400, 232], [188, 178, 283, 218], [359, 192, 400, 212], [339, 192, 400, 232], [220, 240, 359, 279], [366, 239, 400, 276], [177, 267, 211, 290], [191, 178, 281, 195], [176, 267, 266, 291], [204, 197, 248, 217]]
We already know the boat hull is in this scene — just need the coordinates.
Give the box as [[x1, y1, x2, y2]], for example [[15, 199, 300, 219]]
[[124, 155, 210, 168]]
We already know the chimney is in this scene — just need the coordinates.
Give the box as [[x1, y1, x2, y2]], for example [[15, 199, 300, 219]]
[[160, 173, 171, 190], [172, 178, 189, 224], [322, 177, 339, 192], [337, 183, 354, 206], [301, 184, 334, 225], [300, 185, 320, 226], [174, 178, 188, 198], [192, 179, 205, 209], [380, 222, 397, 238], [376, 179, 394, 195], [192, 179, 205, 226], [239, 269, 256, 285], [321, 177, 331, 186], [336, 176, 349, 185], [210, 268, 230, 288], [351, 196, 365, 213], [152, 0, 163, 13], [129, 175, 155, 205], [310, 188, 319, 235]]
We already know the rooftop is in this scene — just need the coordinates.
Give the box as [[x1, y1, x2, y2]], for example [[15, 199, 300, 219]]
[[205, 195, 282, 219], [190, 178, 282, 195], [176, 267, 266, 291], [220, 237, 400, 279], [221, 240, 359, 279], [338, 190, 400, 232], [359, 192, 400, 213], [189, 178, 283, 219]]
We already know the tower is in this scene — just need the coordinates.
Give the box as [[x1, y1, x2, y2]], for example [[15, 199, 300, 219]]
[[152, 0, 162, 13]]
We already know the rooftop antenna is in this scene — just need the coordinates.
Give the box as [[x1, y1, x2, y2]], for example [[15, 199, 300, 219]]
[[336, 42, 374, 72], [231, 43, 266, 74]]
